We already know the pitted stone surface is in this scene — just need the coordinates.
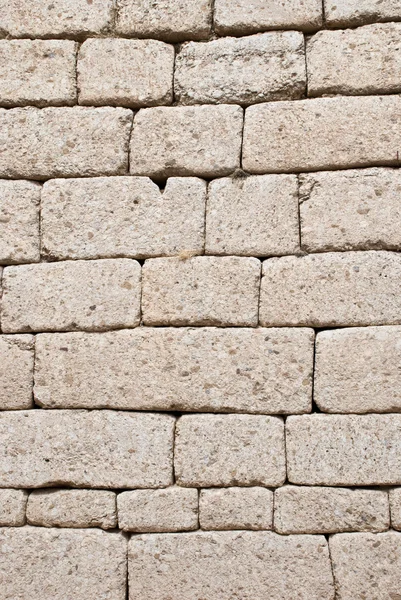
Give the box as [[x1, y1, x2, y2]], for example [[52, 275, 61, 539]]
[[324, 0, 401, 27], [389, 488, 401, 530], [200, 487, 273, 530], [0, 334, 34, 410], [0, 489, 27, 526]]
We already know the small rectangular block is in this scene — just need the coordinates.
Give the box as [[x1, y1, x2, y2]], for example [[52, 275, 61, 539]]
[[200, 487, 273, 530], [324, 0, 401, 27], [0, 334, 34, 410], [389, 489, 401, 530], [0, 489, 27, 526]]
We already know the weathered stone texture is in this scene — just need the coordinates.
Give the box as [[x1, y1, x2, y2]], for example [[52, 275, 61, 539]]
[[287, 414, 401, 486], [78, 39, 174, 107], [128, 531, 334, 600], [175, 32, 306, 105], [389, 488, 401, 530], [0, 107, 132, 179], [41, 177, 206, 260], [0, 527, 126, 600], [0, 410, 174, 488], [130, 105, 243, 178], [243, 96, 401, 173], [260, 251, 401, 327], [1, 259, 141, 333], [274, 486, 389, 534], [142, 257, 260, 326], [27, 489, 117, 529], [0, 489, 27, 526], [0, 334, 34, 410], [315, 326, 401, 413], [200, 487, 273, 530], [117, 488, 198, 532], [324, 0, 401, 27], [175, 414, 285, 487]]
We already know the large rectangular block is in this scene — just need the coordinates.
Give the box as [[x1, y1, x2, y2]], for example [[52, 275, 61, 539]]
[[0, 334, 34, 410], [324, 0, 401, 27], [287, 414, 401, 486], [175, 414, 286, 487], [175, 32, 305, 105], [0, 489, 27, 526], [260, 251, 401, 327], [200, 487, 273, 531], [389, 489, 401, 530], [243, 96, 401, 174], [128, 531, 334, 600], [0, 107, 132, 179], [130, 105, 243, 178], [142, 257, 260, 326], [0, 527, 126, 600], [34, 328, 313, 414], [41, 177, 206, 260], [1, 259, 141, 333], [0, 410, 174, 488]]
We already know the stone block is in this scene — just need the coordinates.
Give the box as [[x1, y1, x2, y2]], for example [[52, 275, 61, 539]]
[[324, 0, 401, 27], [0, 334, 34, 410], [389, 488, 401, 530], [200, 487, 273, 530], [0, 489, 27, 526]]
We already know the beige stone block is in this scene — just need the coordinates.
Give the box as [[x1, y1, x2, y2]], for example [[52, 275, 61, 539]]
[[130, 105, 242, 178], [0, 335, 34, 410], [175, 414, 285, 487], [315, 326, 401, 413], [0, 410, 174, 488], [118, 487, 198, 532], [1, 259, 141, 333], [128, 531, 334, 599], [243, 96, 401, 174], [0, 107, 132, 179], [41, 177, 205, 260], [389, 488, 401, 530], [0, 527, 126, 600], [0, 180, 40, 264], [274, 486, 389, 534], [175, 32, 305, 105], [260, 251, 401, 327], [0, 489, 27, 526], [287, 414, 401, 486], [116, 0, 212, 41], [325, 0, 401, 27], [299, 168, 401, 252], [142, 256, 260, 326], [200, 487, 273, 530], [329, 532, 401, 600], [78, 38, 174, 108], [206, 174, 299, 256]]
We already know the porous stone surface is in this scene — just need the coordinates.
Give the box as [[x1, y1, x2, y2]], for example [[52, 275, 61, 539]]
[[243, 96, 401, 173], [0, 334, 34, 410], [260, 251, 401, 327], [0, 489, 28, 526], [130, 105, 243, 178], [175, 414, 286, 487], [175, 32, 306, 105], [0, 410, 174, 488], [206, 174, 300, 256], [299, 168, 401, 252], [128, 531, 335, 599], [287, 414, 401, 486], [1, 259, 141, 333], [41, 177, 206, 260], [324, 0, 401, 27], [0, 527, 126, 600], [78, 39, 174, 107], [389, 488, 401, 530], [0, 107, 132, 179], [274, 486, 390, 534], [27, 489, 117, 529], [117, 487, 198, 532], [200, 487, 273, 530], [142, 256, 260, 326]]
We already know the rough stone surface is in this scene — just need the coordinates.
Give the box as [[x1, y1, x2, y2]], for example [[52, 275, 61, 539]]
[[175, 32, 306, 105], [389, 488, 401, 530], [324, 0, 401, 27], [34, 327, 314, 413], [117, 487, 198, 532], [27, 489, 117, 529], [0, 527, 126, 600], [274, 486, 389, 534], [299, 168, 401, 252], [41, 177, 206, 260], [0, 107, 132, 180], [200, 487, 273, 530], [243, 96, 401, 174], [0, 489, 27, 526], [128, 531, 334, 599], [78, 39, 174, 108], [0, 334, 34, 410], [314, 326, 401, 413], [175, 414, 286, 487], [142, 256, 260, 326], [206, 174, 300, 256], [130, 105, 243, 178], [260, 251, 401, 327], [1, 259, 141, 333], [0, 410, 174, 488], [287, 414, 401, 486]]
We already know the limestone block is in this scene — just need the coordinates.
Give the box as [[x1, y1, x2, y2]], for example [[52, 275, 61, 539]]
[[389, 488, 401, 530], [200, 487, 273, 530], [0, 489, 27, 526], [0, 334, 34, 410], [324, 0, 401, 27]]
